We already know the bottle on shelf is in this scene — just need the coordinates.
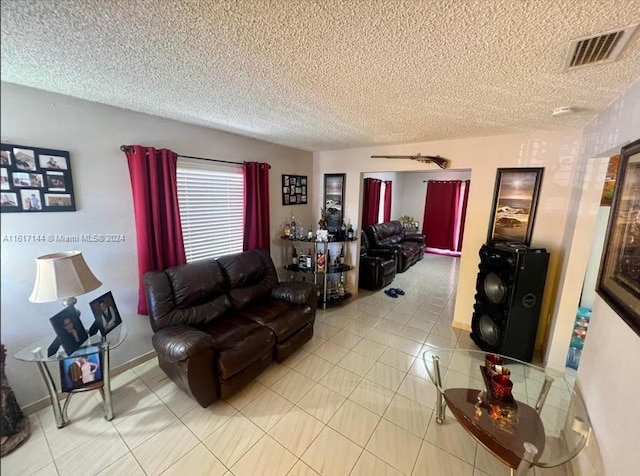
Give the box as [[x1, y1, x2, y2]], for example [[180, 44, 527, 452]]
[[306, 248, 313, 269], [290, 216, 297, 239], [337, 273, 345, 296], [284, 222, 291, 238], [341, 220, 347, 240], [326, 248, 331, 269], [307, 229, 313, 241], [347, 223, 354, 240], [338, 245, 345, 265], [292, 247, 298, 266], [317, 251, 325, 271]]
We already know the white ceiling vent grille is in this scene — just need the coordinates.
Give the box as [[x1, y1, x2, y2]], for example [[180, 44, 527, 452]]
[[564, 24, 638, 70]]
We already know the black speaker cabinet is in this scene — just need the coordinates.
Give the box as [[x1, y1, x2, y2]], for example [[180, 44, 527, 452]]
[[470, 243, 550, 362]]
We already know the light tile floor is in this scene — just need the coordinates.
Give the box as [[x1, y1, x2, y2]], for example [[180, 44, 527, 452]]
[[2, 254, 571, 476]]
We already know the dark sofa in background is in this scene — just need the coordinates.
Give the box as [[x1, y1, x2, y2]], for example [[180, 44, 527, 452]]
[[364, 220, 426, 272], [144, 249, 316, 407], [359, 233, 398, 290]]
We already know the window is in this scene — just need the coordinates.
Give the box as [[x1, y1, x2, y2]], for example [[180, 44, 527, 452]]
[[176, 158, 244, 262]]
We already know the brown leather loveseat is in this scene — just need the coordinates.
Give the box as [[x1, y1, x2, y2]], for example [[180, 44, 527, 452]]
[[364, 220, 426, 273], [144, 249, 316, 407]]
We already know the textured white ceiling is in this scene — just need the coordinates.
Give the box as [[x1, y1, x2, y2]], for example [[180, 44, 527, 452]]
[[2, 0, 640, 151]]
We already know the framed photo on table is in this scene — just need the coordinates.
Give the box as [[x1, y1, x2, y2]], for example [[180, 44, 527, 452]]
[[487, 168, 544, 246], [59, 346, 103, 392], [597, 138, 640, 337], [324, 173, 345, 232], [89, 291, 122, 336], [49, 307, 89, 356]]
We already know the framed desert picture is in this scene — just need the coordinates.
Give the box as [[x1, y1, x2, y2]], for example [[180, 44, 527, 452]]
[[0, 142, 76, 213], [597, 138, 640, 337], [487, 168, 544, 246]]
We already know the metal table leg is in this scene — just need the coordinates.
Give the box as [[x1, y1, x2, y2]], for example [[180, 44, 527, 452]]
[[535, 376, 554, 414], [35, 360, 66, 428], [432, 355, 445, 424], [515, 442, 538, 476], [100, 342, 114, 421]]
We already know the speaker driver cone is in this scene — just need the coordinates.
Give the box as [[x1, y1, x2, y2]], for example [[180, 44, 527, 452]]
[[477, 313, 501, 347], [483, 272, 507, 304]]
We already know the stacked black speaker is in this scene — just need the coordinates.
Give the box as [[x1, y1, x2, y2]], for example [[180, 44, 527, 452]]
[[470, 243, 550, 362]]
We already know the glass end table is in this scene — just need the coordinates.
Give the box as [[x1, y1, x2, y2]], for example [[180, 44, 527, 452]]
[[15, 323, 128, 428], [422, 348, 591, 476]]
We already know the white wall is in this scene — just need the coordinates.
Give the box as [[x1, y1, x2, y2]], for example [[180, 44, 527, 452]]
[[570, 80, 640, 476], [313, 129, 583, 341], [580, 206, 611, 310], [0, 82, 312, 407]]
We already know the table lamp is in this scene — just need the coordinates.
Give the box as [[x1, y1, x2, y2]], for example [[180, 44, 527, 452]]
[[29, 251, 102, 356]]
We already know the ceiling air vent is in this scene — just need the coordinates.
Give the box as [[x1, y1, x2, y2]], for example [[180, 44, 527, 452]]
[[563, 24, 638, 71]]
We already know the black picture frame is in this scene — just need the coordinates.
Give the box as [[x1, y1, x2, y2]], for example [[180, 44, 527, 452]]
[[324, 174, 346, 232], [597, 138, 640, 337], [49, 307, 89, 356], [89, 291, 123, 336], [1, 142, 76, 213], [487, 168, 544, 246], [59, 345, 104, 392], [282, 174, 308, 205]]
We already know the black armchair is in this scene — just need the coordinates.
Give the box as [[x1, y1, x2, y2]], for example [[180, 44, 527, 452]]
[[359, 233, 398, 290]]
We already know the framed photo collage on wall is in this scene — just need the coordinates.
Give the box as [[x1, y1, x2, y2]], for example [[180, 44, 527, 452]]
[[1, 142, 76, 213]]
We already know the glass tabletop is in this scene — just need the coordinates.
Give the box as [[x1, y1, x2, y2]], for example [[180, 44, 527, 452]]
[[14, 322, 128, 363], [422, 348, 591, 469]]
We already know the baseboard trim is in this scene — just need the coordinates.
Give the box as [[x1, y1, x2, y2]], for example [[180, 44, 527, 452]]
[[452, 320, 471, 332], [22, 350, 157, 416]]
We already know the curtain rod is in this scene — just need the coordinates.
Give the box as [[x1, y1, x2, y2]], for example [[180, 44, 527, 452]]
[[119, 145, 270, 168]]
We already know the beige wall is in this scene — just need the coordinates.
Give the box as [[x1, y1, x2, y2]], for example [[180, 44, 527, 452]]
[[313, 129, 583, 353], [571, 79, 640, 476], [0, 82, 313, 407]]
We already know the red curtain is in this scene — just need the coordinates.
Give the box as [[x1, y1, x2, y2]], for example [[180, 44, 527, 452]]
[[422, 180, 470, 252], [243, 162, 270, 251], [383, 180, 392, 222], [125, 146, 186, 315], [362, 178, 382, 228]]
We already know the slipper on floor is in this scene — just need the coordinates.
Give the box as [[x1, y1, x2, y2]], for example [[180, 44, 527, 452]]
[[392, 288, 405, 295], [384, 288, 398, 298]]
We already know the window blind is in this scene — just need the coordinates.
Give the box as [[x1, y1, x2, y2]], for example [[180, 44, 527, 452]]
[[177, 158, 244, 262]]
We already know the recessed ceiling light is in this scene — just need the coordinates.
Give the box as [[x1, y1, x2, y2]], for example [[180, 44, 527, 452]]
[[551, 107, 576, 117]]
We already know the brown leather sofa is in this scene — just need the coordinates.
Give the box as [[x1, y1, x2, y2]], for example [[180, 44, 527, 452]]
[[359, 233, 398, 290], [364, 220, 426, 273], [144, 249, 316, 408]]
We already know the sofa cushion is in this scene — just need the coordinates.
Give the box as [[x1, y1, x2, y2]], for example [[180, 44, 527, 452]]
[[240, 299, 314, 343], [218, 249, 279, 310], [145, 259, 232, 331], [204, 315, 275, 379]]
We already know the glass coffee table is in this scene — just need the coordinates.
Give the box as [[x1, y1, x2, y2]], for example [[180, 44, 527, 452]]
[[15, 323, 127, 428], [422, 348, 591, 476]]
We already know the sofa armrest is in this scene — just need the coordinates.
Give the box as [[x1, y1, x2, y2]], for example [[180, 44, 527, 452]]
[[403, 232, 425, 243], [272, 281, 315, 305], [367, 247, 398, 261], [151, 325, 217, 363]]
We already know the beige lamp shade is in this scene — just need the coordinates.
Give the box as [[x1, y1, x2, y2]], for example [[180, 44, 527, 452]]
[[29, 251, 102, 303]]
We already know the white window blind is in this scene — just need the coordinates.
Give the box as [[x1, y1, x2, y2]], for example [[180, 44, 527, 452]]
[[177, 158, 244, 262]]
